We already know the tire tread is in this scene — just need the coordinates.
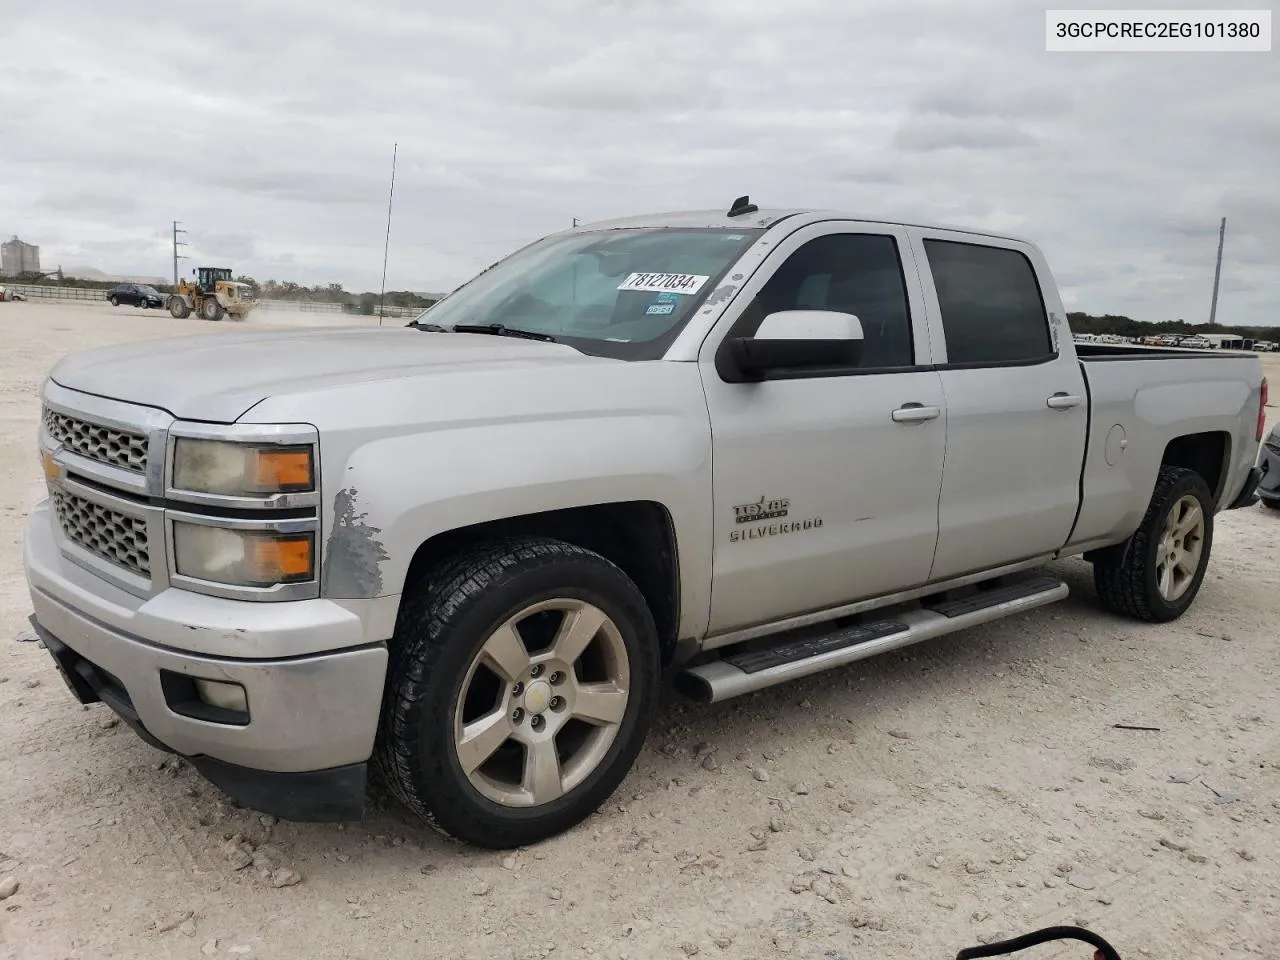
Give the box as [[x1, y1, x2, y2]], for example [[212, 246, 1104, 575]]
[[372, 535, 657, 847], [1092, 465, 1212, 623]]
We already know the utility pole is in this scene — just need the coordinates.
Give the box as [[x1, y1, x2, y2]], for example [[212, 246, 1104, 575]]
[[1208, 216, 1226, 327], [172, 221, 188, 288], [572, 218, 580, 227]]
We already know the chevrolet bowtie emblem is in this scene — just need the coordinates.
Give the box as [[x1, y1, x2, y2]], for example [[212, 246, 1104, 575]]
[[41, 451, 62, 482]]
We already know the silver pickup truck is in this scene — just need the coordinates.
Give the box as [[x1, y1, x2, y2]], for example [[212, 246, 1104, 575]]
[[24, 200, 1266, 848]]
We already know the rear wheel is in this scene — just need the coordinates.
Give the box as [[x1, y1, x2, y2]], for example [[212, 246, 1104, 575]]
[[1092, 465, 1214, 623], [1261, 497, 1280, 511], [374, 537, 660, 848], [199, 297, 224, 321], [108, 296, 118, 307]]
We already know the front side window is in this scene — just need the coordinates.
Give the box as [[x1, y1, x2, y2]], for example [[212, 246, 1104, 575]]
[[924, 239, 1051, 365], [745, 233, 915, 369], [419, 228, 762, 360]]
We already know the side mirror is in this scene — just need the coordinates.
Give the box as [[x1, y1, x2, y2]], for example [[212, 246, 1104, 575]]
[[727, 310, 864, 380]]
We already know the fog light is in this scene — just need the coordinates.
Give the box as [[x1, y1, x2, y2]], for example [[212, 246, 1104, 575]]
[[194, 679, 248, 713]]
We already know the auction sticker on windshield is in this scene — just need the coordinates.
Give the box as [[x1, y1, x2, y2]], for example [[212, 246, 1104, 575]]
[[617, 272, 710, 295]]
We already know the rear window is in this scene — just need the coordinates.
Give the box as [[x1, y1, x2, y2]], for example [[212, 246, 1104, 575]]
[[924, 239, 1052, 366]]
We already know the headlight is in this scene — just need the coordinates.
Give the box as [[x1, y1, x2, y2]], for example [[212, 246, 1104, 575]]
[[173, 522, 315, 587], [173, 439, 314, 497]]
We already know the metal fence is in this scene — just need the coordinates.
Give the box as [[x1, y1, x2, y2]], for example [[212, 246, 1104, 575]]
[[2, 285, 424, 318], [254, 299, 421, 319], [3, 283, 107, 302]]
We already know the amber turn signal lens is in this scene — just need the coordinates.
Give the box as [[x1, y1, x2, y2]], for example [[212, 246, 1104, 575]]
[[248, 537, 313, 582], [252, 448, 313, 491]]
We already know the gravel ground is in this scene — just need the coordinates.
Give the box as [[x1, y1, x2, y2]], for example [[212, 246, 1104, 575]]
[[1, 301, 1277, 960]]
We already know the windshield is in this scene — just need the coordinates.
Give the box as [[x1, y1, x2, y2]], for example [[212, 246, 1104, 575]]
[[418, 227, 762, 359]]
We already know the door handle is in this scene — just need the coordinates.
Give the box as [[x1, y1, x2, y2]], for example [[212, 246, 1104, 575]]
[[1046, 392, 1084, 410], [891, 403, 941, 423]]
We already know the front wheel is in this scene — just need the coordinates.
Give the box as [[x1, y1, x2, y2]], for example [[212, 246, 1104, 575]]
[[374, 537, 660, 848], [199, 297, 224, 321], [1261, 497, 1280, 511], [168, 297, 190, 319], [1092, 465, 1214, 623]]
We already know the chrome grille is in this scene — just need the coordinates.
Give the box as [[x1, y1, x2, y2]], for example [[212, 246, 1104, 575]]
[[51, 488, 150, 578], [43, 407, 148, 474]]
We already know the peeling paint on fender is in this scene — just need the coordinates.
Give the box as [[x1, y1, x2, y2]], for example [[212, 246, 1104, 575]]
[[322, 487, 390, 598]]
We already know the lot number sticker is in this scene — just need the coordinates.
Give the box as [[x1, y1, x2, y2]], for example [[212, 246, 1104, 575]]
[[617, 272, 709, 295]]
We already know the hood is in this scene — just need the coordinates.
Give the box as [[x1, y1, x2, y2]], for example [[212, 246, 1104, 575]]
[[49, 326, 597, 422]]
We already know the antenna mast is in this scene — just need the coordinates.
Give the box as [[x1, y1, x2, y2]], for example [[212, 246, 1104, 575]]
[[378, 143, 398, 326]]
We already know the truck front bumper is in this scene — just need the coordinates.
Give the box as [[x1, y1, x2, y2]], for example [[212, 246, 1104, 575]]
[[24, 501, 387, 821]]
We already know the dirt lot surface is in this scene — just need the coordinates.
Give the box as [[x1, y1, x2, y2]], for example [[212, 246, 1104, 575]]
[[2, 301, 1277, 960]]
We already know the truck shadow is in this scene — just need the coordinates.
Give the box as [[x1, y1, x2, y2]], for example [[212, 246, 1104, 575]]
[[341, 558, 1123, 851], [100, 554, 1221, 880]]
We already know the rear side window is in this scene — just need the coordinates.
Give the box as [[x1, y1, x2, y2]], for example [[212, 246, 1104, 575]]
[[924, 239, 1051, 365]]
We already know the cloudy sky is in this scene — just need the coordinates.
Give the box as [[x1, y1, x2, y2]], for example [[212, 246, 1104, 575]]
[[1, 0, 1275, 323]]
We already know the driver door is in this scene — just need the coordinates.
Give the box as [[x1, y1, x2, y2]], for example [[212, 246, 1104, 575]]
[[699, 222, 947, 635]]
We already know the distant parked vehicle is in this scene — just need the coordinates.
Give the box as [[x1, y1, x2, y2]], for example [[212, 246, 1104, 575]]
[[1256, 424, 1280, 510], [1179, 336, 1212, 349], [0, 285, 26, 302], [106, 284, 165, 309]]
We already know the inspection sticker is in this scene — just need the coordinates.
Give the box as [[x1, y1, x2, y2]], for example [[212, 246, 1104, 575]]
[[645, 302, 676, 316], [617, 272, 709, 295]]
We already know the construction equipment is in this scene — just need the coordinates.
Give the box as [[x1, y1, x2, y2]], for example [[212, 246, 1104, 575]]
[[167, 267, 257, 322]]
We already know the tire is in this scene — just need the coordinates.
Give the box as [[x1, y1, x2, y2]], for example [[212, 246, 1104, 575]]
[[1092, 465, 1214, 623], [109, 296, 118, 307], [374, 536, 660, 848], [168, 297, 190, 319], [1261, 497, 1280, 511], [199, 297, 224, 321]]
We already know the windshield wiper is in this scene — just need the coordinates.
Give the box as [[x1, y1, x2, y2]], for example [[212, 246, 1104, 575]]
[[406, 320, 448, 331], [452, 323, 557, 343]]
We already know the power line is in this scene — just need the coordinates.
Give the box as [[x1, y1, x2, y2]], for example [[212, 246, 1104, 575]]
[[378, 143, 398, 326]]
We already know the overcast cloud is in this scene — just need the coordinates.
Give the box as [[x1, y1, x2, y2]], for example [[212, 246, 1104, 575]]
[[1, 0, 1275, 323]]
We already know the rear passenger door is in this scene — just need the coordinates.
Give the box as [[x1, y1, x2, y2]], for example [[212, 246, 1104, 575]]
[[909, 229, 1087, 582]]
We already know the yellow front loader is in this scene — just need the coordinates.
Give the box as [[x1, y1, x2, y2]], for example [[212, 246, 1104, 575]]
[[167, 266, 257, 322]]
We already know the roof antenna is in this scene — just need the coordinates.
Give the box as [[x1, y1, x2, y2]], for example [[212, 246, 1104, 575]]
[[727, 195, 758, 217]]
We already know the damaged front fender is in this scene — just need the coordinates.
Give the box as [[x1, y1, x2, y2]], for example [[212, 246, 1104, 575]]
[[321, 487, 390, 599]]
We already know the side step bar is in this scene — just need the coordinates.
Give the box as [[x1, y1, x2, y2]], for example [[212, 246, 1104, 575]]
[[675, 576, 1067, 704]]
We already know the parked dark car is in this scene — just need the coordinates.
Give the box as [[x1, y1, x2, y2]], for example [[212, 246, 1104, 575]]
[[106, 283, 165, 309]]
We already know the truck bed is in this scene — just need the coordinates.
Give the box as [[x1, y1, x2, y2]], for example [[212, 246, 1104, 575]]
[[1068, 345, 1263, 552]]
